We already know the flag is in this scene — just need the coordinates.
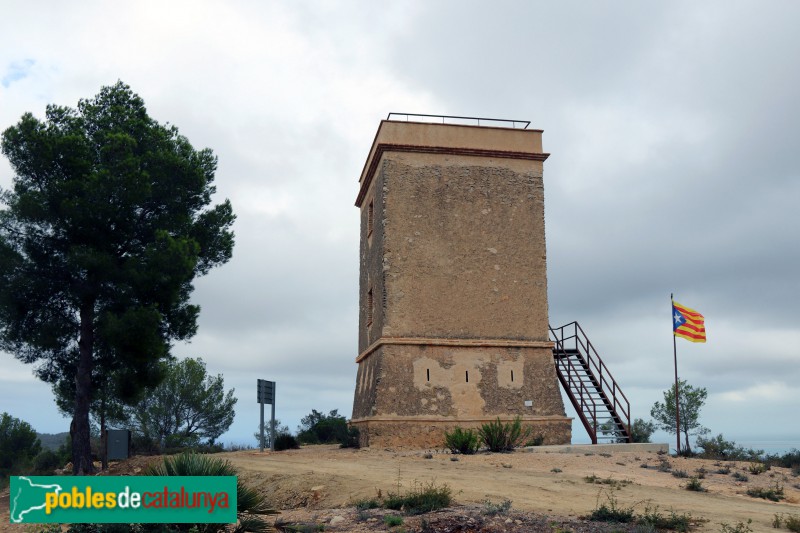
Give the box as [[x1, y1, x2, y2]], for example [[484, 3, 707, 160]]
[[672, 300, 706, 343]]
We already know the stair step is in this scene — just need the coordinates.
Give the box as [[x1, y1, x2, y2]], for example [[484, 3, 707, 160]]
[[551, 321, 631, 444]]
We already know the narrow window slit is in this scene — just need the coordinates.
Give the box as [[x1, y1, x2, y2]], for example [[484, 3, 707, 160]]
[[465, 370, 469, 383], [426, 369, 430, 382], [511, 370, 514, 382], [366, 287, 373, 326]]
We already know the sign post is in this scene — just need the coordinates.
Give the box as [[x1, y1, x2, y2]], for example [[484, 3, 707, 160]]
[[257, 379, 276, 452]]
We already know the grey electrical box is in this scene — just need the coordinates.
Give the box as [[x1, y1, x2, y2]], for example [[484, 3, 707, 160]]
[[106, 429, 130, 461]]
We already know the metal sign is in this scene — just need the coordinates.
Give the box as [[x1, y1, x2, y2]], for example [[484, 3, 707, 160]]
[[257, 379, 276, 452], [257, 379, 274, 404]]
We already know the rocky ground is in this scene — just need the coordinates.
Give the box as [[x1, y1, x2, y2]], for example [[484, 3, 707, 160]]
[[2, 445, 799, 532]]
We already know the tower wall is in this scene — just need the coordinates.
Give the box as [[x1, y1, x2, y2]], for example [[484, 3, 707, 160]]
[[352, 120, 571, 448]]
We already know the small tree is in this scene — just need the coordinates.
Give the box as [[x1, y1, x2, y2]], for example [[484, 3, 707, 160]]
[[253, 419, 290, 448], [0, 412, 42, 485], [630, 418, 657, 443], [126, 357, 237, 449], [650, 379, 708, 454]]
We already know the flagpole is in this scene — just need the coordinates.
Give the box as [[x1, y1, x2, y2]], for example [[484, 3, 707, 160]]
[[671, 293, 681, 455]]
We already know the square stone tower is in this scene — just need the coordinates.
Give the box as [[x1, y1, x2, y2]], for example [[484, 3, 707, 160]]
[[351, 116, 571, 448]]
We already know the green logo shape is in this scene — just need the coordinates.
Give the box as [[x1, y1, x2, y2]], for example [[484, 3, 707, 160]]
[[10, 476, 237, 524]]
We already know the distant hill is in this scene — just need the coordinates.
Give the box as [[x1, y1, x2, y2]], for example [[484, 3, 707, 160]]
[[37, 432, 69, 451]]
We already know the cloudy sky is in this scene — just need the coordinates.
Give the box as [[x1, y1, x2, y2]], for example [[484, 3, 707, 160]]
[[1, 1, 798, 450]]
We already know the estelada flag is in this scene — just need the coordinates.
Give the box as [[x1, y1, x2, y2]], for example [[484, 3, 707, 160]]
[[672, 300, 706, 343]]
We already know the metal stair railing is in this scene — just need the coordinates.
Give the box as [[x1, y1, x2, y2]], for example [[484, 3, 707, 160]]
[[550, 321, 631, 444], [554, 345, 600, 442]]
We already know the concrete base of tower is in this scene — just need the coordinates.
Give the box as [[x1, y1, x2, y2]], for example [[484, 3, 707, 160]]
[[350, 415, 572, 449]]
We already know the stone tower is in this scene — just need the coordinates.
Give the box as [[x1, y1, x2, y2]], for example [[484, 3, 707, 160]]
[[351, 116, 571, 448]]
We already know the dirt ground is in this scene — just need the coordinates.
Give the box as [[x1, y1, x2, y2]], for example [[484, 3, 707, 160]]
[[2, 445, 799, 532]]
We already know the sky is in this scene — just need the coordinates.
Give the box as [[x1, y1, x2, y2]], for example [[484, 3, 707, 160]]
[[1, 1, 798, 450]]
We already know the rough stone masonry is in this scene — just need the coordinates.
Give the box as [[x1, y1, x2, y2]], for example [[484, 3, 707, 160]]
[[351, 118, 571, 448]]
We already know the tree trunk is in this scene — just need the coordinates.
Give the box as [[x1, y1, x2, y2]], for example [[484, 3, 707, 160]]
[[100, 394, 108, 471], [73, 299, 95, 475]]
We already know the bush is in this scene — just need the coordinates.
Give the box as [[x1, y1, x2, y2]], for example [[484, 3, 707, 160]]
[[274, 433, 300, 451], [337, 426, 360, 449], [352, 497, 380, 511], [746, 483, 784, 501], [297, 409, 348, 445], [720, 520, 753, 533], [0, 412, 42, 487], [685, 477, 706, 492], [32, 449, 64, 474], [785, 515, 800, 533], [384, 480, 452, 515], [444, 427, 480, 455], [384, 515, 403, 527], [639, 505, 694, 532], [478, 417, 531, 452], [748, 462, 769, 475], [481, 498, 512, 516], [145, 452, 277, 532], [696, 434, 763, 461], [765, 449, 800, 470], [732, 471, 749, 482], [587, 492, 635, 523]]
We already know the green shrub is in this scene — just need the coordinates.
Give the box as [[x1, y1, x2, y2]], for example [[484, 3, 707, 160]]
[[785, 515, 800, 532], [145, 452, 277, 532], [32, 449, 63, 474], [587, 492, 635, 523], [481, 498, 512, 516], [274, 433, 300, 451], [746, 483, 784, 501], [525, 435, 545, 446], [685, 477, 706, 492], [672, 469, 689, 478], [748, 462, 769, 475], [337, 426, 360, 449], [273, 521, 324, 532], [384, 515, 403, 527], [638, 505, 693, 532], [297, 409, 348, 445], [444, 427, 480, 455], [353, 497, 380, 511], [384, 480, 452, 515], [732, 471, 749, 482], [765, 449, 800, 470], [720, 520, 753, 533], [0, 412, 41, 483], [478, 417, 531, 452], [697, 434, 763, 461]]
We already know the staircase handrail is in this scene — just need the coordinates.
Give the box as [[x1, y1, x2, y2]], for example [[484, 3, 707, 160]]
[[550, 322, 631, 440], [553, 344, 599, 441], [572, 322, 631, 430]]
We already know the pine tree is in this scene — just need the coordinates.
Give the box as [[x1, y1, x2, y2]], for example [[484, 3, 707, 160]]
[[0, 82, 235, 473]]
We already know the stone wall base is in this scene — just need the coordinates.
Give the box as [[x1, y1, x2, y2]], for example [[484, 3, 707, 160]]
[[351, 416, 572, 449]]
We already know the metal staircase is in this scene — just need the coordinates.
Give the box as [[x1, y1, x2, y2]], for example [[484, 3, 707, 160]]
[[550, 322, 631, 444]]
